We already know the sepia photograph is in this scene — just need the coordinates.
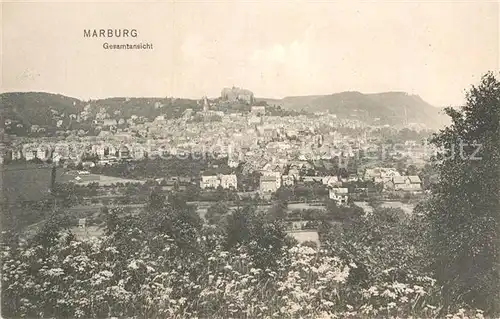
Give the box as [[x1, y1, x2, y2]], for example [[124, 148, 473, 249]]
[[1, 1, 499, 318]]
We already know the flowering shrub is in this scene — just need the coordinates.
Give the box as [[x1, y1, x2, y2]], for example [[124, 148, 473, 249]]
[[1, 225, 485, 318]]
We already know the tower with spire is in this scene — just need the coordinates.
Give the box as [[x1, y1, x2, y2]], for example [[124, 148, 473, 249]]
[[203, 96, 209, 112]]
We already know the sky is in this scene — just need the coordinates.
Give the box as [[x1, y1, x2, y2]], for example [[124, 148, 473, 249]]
[[2, 1, 499, 106]]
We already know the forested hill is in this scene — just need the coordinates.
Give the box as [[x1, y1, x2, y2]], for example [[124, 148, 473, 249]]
[[1, 92, 84, 127], [1, 92, 201, 135], [258, 91, 449, 128], [2, 91, 448, 135]]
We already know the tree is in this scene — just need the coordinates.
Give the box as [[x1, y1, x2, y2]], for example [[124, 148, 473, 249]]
[[267, 200, 287, 221], [274, 186, 294, 201], [124, 183, 137, 198], [185, 184, 200, 201], [406, 164, 418, 176], [395, 160, 406, 175], [206, 202, 229, 225], [147, 187, 165, 211], [52, 182, 78, 207], [324, 207, 429, 288], [224, 204, 288, 269], [325, 200, 363, 222], [419, 163, 437, 190], [214, 185, 226, 201], [225, 206, 252, 248], [427, 72, 500, 314]]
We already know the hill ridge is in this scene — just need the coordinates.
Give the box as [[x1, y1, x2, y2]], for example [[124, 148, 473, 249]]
[[2, 91, 447, 131]]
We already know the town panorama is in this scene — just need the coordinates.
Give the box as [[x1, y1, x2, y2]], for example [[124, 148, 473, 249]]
[[2, 80, 499, 318]]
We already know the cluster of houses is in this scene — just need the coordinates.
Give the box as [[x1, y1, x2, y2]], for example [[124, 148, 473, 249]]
[[9, 142, 150, 166], [258, 170, 351, 204], [200, 173, 238, 190], [198, 164, 422, 206], [364, 167, 422, 192]]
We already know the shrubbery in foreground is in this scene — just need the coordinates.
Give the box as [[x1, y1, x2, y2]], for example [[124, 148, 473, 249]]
[[1, 209, 485, 318]]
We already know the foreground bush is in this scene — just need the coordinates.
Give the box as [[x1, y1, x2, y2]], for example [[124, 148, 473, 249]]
[[1, 227, 484, 319]]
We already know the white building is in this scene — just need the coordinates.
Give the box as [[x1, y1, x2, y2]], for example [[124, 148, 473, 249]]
[[102, 119, 118, 127], [282, 174, 296, 187], [36, 146, 51, 161], [220, 174, 237, 189], [130, 146, 147, 160], [261, 171, 282, 189], [329, 188, 349, 205], [322, 176, 340, 187], [228, 158, 240, 168], [200, 175, 220, 189], [260, 175, 280, 194], [200, 174, 237, 190], [23, 146, 37, 161]]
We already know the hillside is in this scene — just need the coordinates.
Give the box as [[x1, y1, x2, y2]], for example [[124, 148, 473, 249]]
[[259, 91, 448, 128], [1, 92, 200, 136], [1, 92, 84, 127], [2, 91, 448, 135]]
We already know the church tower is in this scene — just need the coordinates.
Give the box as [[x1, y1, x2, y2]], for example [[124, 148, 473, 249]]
[[203, 96, 209, 112]]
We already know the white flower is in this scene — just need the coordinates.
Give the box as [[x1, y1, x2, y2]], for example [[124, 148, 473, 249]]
[[128, 260, 139, 270], [289, 302, 301, 313], [413, 285, 426, 296], [46, 268, 64, 277], [23, 248, 36, 258], [382, 267, 395, 274], [361, 304, 373, 315], [308, 288, 319, 295], [381, 289, 397, 299], [367, 286, 379, 296], [100, 270, 113, 277], [316, 311, 334, 319]]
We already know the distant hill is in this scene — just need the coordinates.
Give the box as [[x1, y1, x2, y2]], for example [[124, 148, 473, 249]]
[[258, 91, 449, 128], [2, 91, 449, 134], [1, 92, 201, 136], [1, 92, 84, 127]]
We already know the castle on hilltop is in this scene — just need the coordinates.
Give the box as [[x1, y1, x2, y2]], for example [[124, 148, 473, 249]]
[[220, 86, 254, 104]]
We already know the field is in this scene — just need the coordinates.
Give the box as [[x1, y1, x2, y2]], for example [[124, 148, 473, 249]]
[[71, 225, 105, 240], [1, 164, 53, 204], [57, 171, 146, 186], [353, 201, 374, 213], [286, 230, 320, 246], [380, 201, 415, 214], [288, 202, 326, 210]]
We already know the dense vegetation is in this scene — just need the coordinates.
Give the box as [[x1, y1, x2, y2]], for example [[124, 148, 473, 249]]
[[90, 157, 230, 180], [1, 74, 498, 318], [1, 199, 483, 318], [425, 72, 500, 313], [1, 93, 201, 136]]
